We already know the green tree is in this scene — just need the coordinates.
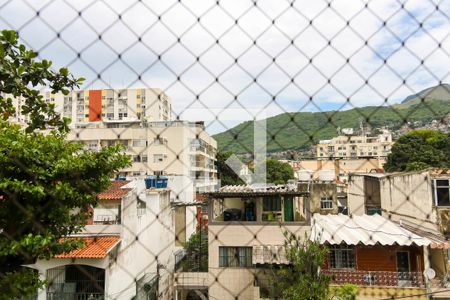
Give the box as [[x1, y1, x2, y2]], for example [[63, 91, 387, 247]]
[[254, 159, 295, 185], [217, 151, 245, 186], [269, 231, 330, 300], [0, 30, 130, 298], [180, 229, 208, 272], [330, 284, 358, 300], [384, 130, 450, 172], [0, 30, 84, 133]]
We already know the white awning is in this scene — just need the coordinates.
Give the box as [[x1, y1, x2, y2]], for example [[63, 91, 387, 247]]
[[311, 214, 431, 247], [253, 245, 289, 265]]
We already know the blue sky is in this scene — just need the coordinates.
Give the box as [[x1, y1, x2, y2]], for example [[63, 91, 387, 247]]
[[0, 0, 449, 134]]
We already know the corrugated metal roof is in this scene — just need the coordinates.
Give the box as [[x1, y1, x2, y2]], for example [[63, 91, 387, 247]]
[[311, 214, 431, 246], [219, 184, 297, 193], [399, 222, 450, 249]]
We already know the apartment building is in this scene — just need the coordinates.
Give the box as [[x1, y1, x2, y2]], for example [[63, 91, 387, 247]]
[[347, 169, 450, 297], [10, 88, 171, 125], [68, 120, 218, 193], [30, 178, 198, 300], [316, 128, 393, 159], [190, 184, 448, 300]]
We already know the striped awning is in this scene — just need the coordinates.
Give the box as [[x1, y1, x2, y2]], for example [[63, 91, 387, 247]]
[[399, 222, 450, 249], [311, 214, 431, 247], [252, 245, 289, 265]]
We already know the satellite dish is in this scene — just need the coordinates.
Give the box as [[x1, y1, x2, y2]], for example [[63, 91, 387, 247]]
[[424, 268, 436, 280]]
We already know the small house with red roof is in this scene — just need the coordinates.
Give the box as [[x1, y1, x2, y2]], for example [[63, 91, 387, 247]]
[[29, 177, 196, 300]]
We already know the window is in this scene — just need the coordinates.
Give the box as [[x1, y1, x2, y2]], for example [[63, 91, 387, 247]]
[[153, 154, 166, 163], [219, 247, 252, 267], [154, 170, 166, 176], [320, 197, 333, 209], [154, 137, 167, 145], [434, 179, 450, 207], [137, 199, 146, 217], [133, 155, 141, 163], [329, 246, 355, 269], [141, 155, 148, 163], [132, 139, 147, 147], [263, 196, 281, 211]]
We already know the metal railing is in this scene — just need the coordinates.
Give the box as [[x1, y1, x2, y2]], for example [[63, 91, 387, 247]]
[[47, 292, 104, 300], [323, 270, 425, 288]]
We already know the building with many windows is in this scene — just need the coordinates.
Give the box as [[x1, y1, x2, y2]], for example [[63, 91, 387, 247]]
[[67, 120, 218, 193], [10, 88, 171, 125], [316, 128, 393, 159], [30, 178, 198, 300], [8, 87, 218, 193]]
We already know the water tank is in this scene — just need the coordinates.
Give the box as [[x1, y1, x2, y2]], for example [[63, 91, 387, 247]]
[[144, 176, 157, 188], [318, 169, 335, 181], [297, 170, 314, 181], [156, 176, 168, 188]]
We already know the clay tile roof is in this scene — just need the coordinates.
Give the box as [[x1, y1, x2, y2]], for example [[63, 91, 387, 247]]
[[56, 236, 120, 259], [97, 180, 131, 201]]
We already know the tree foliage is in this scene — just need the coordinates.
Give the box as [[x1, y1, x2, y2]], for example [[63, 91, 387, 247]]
[[0, 30, 84, 133], [217, 151, 245, 186], [254, 159, 295, 185], [384, 130, 450, 172], [269, 231, 330, 300], [181, 229, 208, 272], [0, 29, 130, 298]]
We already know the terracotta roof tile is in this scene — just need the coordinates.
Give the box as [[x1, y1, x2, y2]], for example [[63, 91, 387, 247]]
[[56, 236, 120, 259], [98, 181, 131, 200]]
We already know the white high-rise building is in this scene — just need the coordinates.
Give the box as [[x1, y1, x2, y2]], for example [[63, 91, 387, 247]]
[[10, 88, 171, 125]]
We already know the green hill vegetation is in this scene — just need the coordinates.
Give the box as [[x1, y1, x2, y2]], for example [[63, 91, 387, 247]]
[[213, 99, 450, 154], [399, 83, 450, 106]]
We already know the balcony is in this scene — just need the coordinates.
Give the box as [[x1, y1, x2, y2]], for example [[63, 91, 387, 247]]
[[323, 270, 425, 288], [210, 193, 307, 224], [46, 265, 105, 300]]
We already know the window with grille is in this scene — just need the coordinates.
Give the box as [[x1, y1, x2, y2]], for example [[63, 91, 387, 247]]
[[320, 197, 333, 210], [263, 196, 281, 212], [329, 246, 356, 269], [219, 247, 252, 268]]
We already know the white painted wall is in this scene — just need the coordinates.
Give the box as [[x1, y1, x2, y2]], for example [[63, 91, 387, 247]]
[[29, 178, 198, 300]]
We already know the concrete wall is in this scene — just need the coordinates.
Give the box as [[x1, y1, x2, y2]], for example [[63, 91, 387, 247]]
[[208, 224, 310, 300], [350, 286, 427, 300], [348, 172, 440, 232], [294, 158, 386, 181], [308, 182, 338, 214], [379, 172, 438, 231]]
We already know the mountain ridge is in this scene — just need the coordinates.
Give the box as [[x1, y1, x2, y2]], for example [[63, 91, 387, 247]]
[[213, 84, 450, 154]]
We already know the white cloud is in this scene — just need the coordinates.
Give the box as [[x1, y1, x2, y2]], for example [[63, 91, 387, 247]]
[[0, 0, 448, 134]]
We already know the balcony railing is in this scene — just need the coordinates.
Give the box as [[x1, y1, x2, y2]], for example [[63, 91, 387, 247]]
[[323, 270, 425, 288], [47, 292, 104, 300]]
